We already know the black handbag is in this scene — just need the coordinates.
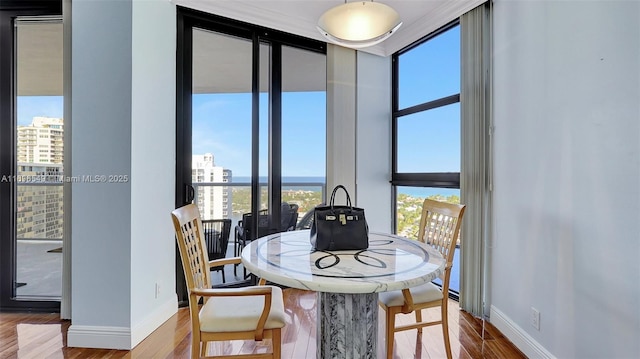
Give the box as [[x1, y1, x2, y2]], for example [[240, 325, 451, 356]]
[[310, 185, 369, 251]]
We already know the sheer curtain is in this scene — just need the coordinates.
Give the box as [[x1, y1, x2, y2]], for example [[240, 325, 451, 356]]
[[460, 2, 492, 318]]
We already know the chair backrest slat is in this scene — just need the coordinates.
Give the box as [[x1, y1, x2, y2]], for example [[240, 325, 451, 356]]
[[417, 199, 466, 288], [172, 204, 212, 306]]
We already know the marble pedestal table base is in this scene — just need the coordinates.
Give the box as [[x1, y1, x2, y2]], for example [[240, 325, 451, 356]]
[[317, 292, 378, 359]]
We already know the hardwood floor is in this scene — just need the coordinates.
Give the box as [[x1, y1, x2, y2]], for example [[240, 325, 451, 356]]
[[0, 289, 525, 359]]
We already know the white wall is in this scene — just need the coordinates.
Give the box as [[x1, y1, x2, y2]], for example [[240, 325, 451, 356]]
[[69, 0, 133, 348], [69, 0, 177, 350], [491, 1, 640, 358], [130, 0, 177, 347], [356, 52, 392, 232]]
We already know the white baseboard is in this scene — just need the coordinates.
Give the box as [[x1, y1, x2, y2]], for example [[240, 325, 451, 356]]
[[490, 305, 556, 359], [67, 325, 132, 350], [131, 295, 178, 347], [67, 295, 178, 350]]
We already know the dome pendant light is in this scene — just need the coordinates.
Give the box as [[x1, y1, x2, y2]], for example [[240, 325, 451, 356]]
[[317, 1, 403, 49]]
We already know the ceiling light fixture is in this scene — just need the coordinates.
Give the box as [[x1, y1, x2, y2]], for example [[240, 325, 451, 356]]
[[317, 1, 403, 49]]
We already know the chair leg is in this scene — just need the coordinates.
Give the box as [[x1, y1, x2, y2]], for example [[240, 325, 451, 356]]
[[191, 331, 201, 359], [441, 302, 452, 359], [234, 240, 243, 276], [221, 269, 226, 283], [200, 341, 207, 358], [233, 240, 239, 275], [415, 309, 423, 334], [272, 328, 282, 359], [385, 308, 396, 359]]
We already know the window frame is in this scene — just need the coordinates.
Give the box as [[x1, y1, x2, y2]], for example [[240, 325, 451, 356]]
[[176, 6, 326, 222], [391, 20, 461, 298], [175, 6, 326, 300], [0, 0, 63, 312], [391, 20, 461, 226]]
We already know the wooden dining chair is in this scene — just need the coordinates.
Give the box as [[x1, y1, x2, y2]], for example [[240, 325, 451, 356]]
[[171, 204, 285, 359], [378, 199, 466, 359]]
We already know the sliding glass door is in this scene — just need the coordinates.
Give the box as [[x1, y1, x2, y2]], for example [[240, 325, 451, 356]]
[[190, 29, 259, 225], [176, 8, 326, 299], [0, 1, 62, 311]]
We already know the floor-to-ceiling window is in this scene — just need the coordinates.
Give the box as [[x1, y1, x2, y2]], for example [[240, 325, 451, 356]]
[[176, 8, 326, 298], [280, 45, 326, 227], [392, 21, 462, 295], [0, 1, 62, 311]]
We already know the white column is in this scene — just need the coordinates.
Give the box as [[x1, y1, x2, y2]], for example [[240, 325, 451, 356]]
[[326, 45, 357, 201], [355, 51, 392, 233], [69, 0, 133, 349], [68, 0, 177, 349]]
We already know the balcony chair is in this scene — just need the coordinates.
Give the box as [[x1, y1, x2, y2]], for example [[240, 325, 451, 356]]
[[234, 209, 269, 257], [294, 209, 314, 230], [234, 203, 299, 276], [378, 199, 466, 359], [171, 204, 286, 359], [281, 203, 299, 231], [201, 219, 231, 283]]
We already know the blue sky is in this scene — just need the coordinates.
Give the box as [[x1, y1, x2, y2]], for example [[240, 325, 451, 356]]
[[398, 25, 460, 109], [16, 25, 460, 178], [192, 91, 327, 177], [17, 96, 64, 126]]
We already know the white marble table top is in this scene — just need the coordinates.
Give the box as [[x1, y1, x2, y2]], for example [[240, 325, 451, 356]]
[[241, 230, 446, 294]]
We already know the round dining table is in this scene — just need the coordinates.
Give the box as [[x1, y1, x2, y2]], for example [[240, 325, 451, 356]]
[[241, 230, 446, 359]]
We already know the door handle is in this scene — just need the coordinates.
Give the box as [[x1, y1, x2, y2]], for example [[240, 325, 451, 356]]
[[185, 184, 195, 204]]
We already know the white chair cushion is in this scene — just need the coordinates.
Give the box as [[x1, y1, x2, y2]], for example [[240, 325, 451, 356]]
[[378, 282, 443, 308], [199, 285, 286, 333]]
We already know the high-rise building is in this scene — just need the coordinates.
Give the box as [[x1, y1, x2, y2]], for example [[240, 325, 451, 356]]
[[17, 117, 64, 164], [192, 153, 232, 220], [16, 117, 64, 239], [16, 163, 64, 239]]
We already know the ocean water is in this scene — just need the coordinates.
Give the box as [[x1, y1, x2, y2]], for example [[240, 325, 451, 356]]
[[230, 176, 459, 198], [232, 176, 325, 192], [233, 176, 324, 183], [397, 186, 460, 198]]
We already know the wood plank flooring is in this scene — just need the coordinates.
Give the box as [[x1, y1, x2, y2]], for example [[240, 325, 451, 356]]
[[0, 289, 526, 358]]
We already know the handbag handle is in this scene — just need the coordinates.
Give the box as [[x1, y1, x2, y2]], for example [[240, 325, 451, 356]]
[[329, 185, 353, 211]]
